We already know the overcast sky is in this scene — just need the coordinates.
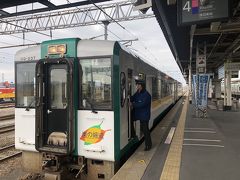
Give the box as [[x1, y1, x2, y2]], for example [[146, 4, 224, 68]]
[[0, 0, 185, 84]]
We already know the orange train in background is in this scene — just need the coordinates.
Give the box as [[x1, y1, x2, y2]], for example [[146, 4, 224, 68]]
[[0, 81, 15, 102]]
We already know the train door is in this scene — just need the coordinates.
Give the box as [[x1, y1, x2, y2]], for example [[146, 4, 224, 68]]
[[127, 69, 136, 139], [146, 76, 152, 97], [35, 59, 74, 154]]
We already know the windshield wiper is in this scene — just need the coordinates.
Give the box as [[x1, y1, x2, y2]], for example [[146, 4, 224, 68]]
[[84, 98, 98, 114], [88, 65, 98, 114], [25, 98, 35, 111]]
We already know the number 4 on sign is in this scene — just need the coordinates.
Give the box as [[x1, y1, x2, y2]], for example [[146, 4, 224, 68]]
[[183, 1, 191, 12]]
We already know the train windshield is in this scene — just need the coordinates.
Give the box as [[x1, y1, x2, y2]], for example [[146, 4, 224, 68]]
[[80, 58, 112, 110], [16, 62, 36, 108]]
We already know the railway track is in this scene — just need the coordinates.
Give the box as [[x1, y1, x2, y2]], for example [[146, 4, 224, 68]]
[[0, 114, 15, 121], [0, 144, 22, 163], [0, 103, 15, 109], [0, 124, 15, 134], [0, 101, 15, 104]]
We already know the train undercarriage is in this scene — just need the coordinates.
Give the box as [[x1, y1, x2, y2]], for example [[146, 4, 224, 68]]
[[21, 151, 116, 180]]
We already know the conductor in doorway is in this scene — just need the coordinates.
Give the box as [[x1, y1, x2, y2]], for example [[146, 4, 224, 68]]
[[130, 79, 152, 151]]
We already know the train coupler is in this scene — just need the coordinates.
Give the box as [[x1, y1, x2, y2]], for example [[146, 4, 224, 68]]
[[42, 159, 56, 168], [42, 153, 63, 172]]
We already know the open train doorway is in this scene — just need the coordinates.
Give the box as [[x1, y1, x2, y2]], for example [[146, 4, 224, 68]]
[[35, 59, 74, 154], [127, 69, 137, 139]]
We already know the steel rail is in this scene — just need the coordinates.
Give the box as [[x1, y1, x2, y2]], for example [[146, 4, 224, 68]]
[[0, 144, 21, 163], [0, 124, 15, 134], [0, 105, 15, 109], [0, 103, 15, 109], [0, 144, 15, 152], [0, 114, 15, 121], [0, 102, 14, 105], [0, 152, 22, 163]]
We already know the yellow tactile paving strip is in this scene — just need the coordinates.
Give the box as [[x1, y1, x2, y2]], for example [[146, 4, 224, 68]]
[[112, 97, 184, 180], [160, 95, 188, 180]]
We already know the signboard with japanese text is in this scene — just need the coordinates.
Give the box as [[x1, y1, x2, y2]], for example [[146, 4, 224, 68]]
[[178, 0, 229, 25], [196, 55, 206, 73], [78, 110, 115, 161], [198, 74, 210, 108], [192, 74, 210, 114], [192, 74, 197, 105]]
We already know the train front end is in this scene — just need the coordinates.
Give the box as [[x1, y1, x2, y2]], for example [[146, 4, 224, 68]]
[[15, 38, 80, 178], [34, 40, 80, 177], [15, 38, 120, 179]]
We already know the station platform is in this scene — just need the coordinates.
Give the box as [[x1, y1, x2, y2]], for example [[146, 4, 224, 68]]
[[112, 95, 240, 180]]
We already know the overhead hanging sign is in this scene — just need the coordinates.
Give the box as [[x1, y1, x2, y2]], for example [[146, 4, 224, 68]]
[[196, 55, 206, 73], [178, 0, 229, 26], [192, 74, 210, 116]]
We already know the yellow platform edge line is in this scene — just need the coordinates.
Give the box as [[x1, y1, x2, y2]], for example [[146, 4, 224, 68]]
[[160, 95, 189, 180]]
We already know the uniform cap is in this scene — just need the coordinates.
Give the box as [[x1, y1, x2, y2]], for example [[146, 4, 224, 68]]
[[135, 79, 145, 85]]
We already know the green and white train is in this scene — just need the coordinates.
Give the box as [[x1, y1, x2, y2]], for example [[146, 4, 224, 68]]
[[15, 38, 183, 179]]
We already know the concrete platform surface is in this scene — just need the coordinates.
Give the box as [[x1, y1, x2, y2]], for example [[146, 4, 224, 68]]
[[180, 104, 240, 180]]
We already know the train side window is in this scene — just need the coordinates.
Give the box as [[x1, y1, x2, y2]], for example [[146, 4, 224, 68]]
[[79, 57, 112, 110], [15, 62, 36, 108]]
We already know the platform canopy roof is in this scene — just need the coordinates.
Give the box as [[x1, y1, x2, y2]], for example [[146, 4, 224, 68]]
[[152, 0, 240, 78]]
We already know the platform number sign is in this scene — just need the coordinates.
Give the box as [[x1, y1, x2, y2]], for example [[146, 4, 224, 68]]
[[182, 1, 191, 12], [178, 0, 229, 26]]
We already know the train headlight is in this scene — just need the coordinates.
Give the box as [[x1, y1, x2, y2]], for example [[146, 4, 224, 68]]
[[48, 44, 66, 55], [48, 45, 57, 54], [57, 44, 66, 54]]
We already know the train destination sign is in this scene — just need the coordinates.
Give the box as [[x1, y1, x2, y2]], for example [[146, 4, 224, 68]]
[[178, 0, 229, 25]]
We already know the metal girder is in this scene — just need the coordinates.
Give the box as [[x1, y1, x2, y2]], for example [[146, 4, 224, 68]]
[[0, 0, 112, 18], [39, 0, 57, 9], [0, 1, 154, 35], [0, 0, 39, 9], [195, 22, 240, 36]]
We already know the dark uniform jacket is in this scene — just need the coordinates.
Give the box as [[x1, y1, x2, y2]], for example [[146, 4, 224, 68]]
[[130, 89, 151, 122]]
